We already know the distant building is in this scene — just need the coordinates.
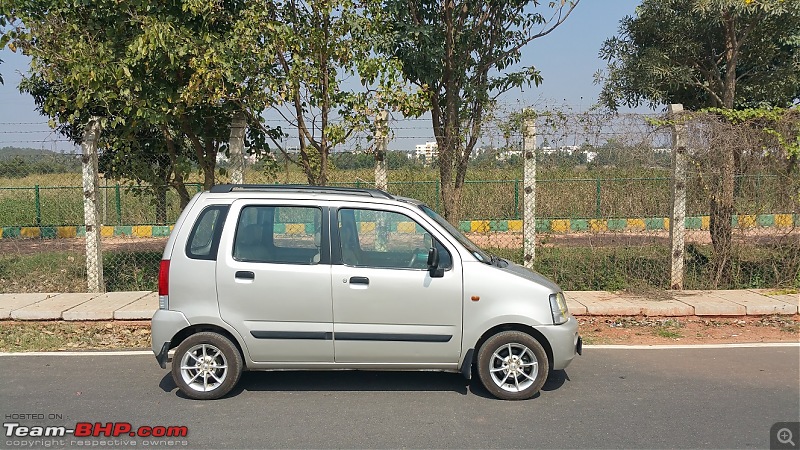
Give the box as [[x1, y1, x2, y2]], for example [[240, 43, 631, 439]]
[[415, 141, 438, 164]]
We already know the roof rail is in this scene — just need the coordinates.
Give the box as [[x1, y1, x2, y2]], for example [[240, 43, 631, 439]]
[[209, 184, 394, 199]]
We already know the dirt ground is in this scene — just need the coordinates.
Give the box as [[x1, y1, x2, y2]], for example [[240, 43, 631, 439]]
[[578, 314, 799, 345], [0, 236, 169, 255], [0, 316, 797, 352]]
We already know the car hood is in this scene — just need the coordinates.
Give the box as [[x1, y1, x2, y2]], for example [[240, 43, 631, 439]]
[[499, 260, 561, 293]]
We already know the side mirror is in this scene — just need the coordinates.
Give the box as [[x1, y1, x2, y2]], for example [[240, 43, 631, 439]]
[[427, 247, 444, 278]]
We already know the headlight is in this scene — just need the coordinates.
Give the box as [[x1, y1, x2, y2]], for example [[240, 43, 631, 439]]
[[549, 292, 570, 325]]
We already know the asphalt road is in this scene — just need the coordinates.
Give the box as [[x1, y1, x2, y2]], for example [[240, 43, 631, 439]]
[[2, 346, 799, 449]]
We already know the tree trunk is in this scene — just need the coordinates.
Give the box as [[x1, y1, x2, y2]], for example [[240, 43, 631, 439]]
[[163, 126, 191, 209], [707, 12, 739, 286], [173, 182, 191, 209], [709, 138, 735, 287], [155, 185, 168, 225]]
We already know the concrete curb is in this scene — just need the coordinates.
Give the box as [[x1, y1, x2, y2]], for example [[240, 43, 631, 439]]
[[0, 289, 797, 321]]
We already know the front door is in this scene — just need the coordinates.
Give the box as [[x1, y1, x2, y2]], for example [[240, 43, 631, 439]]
[[216, 201, 333, 362], [330, 206, 463, 364]]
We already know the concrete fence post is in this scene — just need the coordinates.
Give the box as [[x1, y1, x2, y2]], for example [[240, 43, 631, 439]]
[[229, 111, 247, 185], [374, 110, 388, 191], [374, 111, 389, 252], [82, 117, 104, 293], [523, 109, 536, 269], [669, 104, 687, 289]]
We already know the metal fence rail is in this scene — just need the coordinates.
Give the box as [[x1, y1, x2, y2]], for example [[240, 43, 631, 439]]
[[1, 175, 790, 227]]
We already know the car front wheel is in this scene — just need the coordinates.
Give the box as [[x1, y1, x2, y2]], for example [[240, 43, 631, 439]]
[[477, 330, 549, 400]]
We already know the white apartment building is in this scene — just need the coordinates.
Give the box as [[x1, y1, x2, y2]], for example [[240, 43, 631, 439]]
[[415, 141, 439, 163]]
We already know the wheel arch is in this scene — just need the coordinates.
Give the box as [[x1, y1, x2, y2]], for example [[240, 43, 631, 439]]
[[170, 324, 248, 369], [472, 323, 554, 370]]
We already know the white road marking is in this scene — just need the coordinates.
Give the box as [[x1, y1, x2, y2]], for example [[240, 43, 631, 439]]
[[0, 342, 798, 356], [0, 350, 154, 356]]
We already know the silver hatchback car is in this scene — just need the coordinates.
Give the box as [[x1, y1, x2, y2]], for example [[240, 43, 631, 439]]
[[151, 185, 581, 400]]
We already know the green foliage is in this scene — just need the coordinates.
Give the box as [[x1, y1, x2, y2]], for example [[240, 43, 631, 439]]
[[3, 0, 276, 205], [488, 242, 800, 291], [382, 0, 579, 220], [233, 0, 421, 186], [598, 0, 800, 110], [0, 155, 81, 178], [103, 251, 161, 291], [332, 151, 420, 170]]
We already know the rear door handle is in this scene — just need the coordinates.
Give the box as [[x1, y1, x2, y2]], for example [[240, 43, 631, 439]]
[[349, 276, 369, 285], [235, 271, 255, 280]]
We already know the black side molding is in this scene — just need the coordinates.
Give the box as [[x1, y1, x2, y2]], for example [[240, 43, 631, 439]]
[[251, 331, 333, 340], [335, 332, 452, 343]]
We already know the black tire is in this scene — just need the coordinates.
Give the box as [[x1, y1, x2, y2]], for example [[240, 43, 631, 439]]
[[477, 330, 549, 400], [171, 332, 242, 400]]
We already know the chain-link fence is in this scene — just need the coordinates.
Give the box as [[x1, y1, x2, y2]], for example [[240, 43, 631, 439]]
[[1, 109, 798, 293]]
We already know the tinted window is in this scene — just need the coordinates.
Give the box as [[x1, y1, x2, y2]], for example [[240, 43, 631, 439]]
[[234, 206, 323, 265], [186, 206, 229, 260]]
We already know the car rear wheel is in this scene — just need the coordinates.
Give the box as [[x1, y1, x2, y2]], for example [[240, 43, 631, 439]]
[[171, 332, 242, 400], [477, 330, 549, 400]]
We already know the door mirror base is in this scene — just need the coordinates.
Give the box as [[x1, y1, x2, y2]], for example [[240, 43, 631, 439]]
[[427, 247, 444, 278]]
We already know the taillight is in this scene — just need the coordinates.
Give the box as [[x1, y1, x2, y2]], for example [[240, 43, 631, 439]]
[[158, 259, 170, 310]]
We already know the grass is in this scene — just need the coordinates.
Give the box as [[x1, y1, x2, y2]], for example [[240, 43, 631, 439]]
[[653, 320, 684, 339], [1, 166, 795, 226], [0, 251, 87, 293], [487, 242, 800, 291], [0, 321, 151, 352], [2, 241, 797, 293], [0, 250, 162, 293]]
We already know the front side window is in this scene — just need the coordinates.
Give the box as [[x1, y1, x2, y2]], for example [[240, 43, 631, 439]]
[[338, 208, 451, 270], [233, 205, 322, 264]]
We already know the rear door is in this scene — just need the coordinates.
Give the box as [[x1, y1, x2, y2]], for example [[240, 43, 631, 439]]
[[216, 199, 333, 362], [330, 204, 463, 364]]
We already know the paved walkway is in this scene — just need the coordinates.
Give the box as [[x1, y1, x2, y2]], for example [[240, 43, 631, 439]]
[[0, 289, 797, 321]]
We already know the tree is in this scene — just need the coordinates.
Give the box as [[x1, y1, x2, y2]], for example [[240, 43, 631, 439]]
[[598, 0, 800, 282], [233, 0, 421, 186], [2, 0, 275, 207], [382, 0, 579, 221]]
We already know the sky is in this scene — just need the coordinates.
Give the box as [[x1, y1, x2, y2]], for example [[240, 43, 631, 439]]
[[0, 1, 645, 152]]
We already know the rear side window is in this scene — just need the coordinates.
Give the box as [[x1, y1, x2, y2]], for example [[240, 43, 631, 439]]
[[185, 205, 229, 260], [233, 205, 323, 265]]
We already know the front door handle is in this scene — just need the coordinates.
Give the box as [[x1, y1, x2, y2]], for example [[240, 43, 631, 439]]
[[235, 271, 255, 280], [349, 276, 369, 285]]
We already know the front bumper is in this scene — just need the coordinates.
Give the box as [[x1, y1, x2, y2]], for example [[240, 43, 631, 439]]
[[536, 315, 581, 370]]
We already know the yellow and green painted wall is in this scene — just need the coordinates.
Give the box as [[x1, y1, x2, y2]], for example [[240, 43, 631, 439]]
[[0, 214, 797, 239]]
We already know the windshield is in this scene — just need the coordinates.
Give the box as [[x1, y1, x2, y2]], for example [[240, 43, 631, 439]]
[[419, 204, 492, 264]]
